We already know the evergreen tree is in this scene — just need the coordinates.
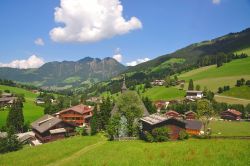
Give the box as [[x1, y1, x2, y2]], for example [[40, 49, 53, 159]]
[[142, 97, 157, 114], [195, 85, 201, 91], [99, 97, 112, 130], [188, 79, 194, 90], [6, 99, 24, 133], [90, 105, 98, 135]]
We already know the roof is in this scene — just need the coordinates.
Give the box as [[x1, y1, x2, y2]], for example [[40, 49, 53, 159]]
[[184, 120, 202, 130], [224, 109, 242, 116], [49, 128, 66, 134], [0, 132, 7, 138], [0, 97, 17, 102], [186, 90, 203, 93], [166, 110, 179, 115], [57, 104, 94, 115], [31, 114, 62, 133], [140, 114, 184, 125]]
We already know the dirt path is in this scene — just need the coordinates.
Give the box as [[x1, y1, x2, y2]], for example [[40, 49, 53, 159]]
[[46, 141, 106, 166]]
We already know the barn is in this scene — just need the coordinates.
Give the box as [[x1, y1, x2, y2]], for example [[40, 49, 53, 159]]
[[220, 109, 242, 120]]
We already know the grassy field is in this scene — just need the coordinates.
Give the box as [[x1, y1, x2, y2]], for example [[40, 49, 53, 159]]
[[214, 95, 250, 106], [221, 86, 250, 100], [152, 58, 185, 72], [235, 47, 250, 55], [143, 86, 185, 101], [210, 121, 250, 136], [0, 136, 249, 166], [179, 57, 250, 92], [0, 85, 43, 127]]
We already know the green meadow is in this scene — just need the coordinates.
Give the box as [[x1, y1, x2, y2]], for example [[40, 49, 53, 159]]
[[143, 86, 185, 101], [179, 57, 250, 92], [221, 86, 250, 100], [0, 85, 43, 127], [0, 136, 249, 166]]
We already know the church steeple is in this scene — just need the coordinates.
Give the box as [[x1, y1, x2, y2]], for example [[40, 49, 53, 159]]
[[121, 75, 127, 93]]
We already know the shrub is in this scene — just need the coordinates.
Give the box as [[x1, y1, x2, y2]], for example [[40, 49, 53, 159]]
[[152, 127, 169, 142], [145, 131, 154, 142], [178, 130, 189, 140]]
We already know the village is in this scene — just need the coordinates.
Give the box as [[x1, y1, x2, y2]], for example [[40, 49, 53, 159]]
[[0, 78, 247, 147]]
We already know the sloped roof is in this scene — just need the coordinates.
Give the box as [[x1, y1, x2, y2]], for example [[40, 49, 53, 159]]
[[226, 109, 242, 116], [185, 111, 197, 115], [141, 114, 185, 126], [166, 110, 179, 115], [57, 104, 94, 115], [31, 114, 62, 133]]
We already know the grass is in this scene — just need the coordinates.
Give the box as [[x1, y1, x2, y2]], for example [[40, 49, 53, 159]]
[[0, 85, 44, 127], [0, 136, 102, 166], [210, 121, 250, 137], [179, 57, 250, 91], [143, 86, 185, 101], [152, 58, 185, 72], [0, 137, 249, 166], [235, 47, 250, 55], [222, 86, 250, 100], [214, 95, 250, 106]]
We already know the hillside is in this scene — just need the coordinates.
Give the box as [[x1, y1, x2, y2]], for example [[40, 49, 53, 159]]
[[0, 85, 43, 128], [178, 57, 250, 92], [125, 28, 250, 76], [0, 57, 126, 88], [0, 135, 249, 166]]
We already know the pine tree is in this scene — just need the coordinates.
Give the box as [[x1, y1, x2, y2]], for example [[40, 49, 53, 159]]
[[188, 79, 194, 90], [90, 105, 98, 135]]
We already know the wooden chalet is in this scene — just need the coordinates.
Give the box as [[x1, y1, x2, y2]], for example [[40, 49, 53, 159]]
[[220, 109, 242, 120], [140, 114, 186, 140], [165, 110, 180, 118], [185, 111, 197, 120], [55, 104, 94, 127], [184, 120, 202, 135], [31, 114, 76, 143], [151, 80, 165, 86], [0, 97, 17, 107], [154, 100, 169, 111]]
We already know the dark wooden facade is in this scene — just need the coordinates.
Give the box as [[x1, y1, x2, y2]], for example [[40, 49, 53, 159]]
[[141, 118, 186, 140], [220, 109, 242, 120]]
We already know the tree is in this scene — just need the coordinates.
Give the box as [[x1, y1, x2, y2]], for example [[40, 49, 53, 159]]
[[164, 76, 171, 87], [195, 85, 201, 91], [197, 100, 214, 137], [44, 104, 58, 115], [240, 78, 245, 85], [6, 99, 24, 133], [151, 127, 169, 142], [144, 81, 152, 89], [107, 114, 121, 140], [174, 75, 178, 82], [188, 79, 194, 90], [142, 97, 157, 114], [218, 87, 223, 94], [206, 91, 214, 101], [90, 105, 98, 135], [246, 80, 250, 86], [236, 80, 242, 87], [99, 97, 112, 130], [180, 83, 184, 90]]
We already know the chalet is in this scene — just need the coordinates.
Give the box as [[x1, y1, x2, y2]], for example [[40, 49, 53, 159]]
[[186, 90, 203, 100], [35, 98, 45, 105], [55, 104, 94, 127], [220, 109, 242, 120], [0, 97, 17, 107], [184, 120, 202, 135], [140, 114, 186, 140], [151, 80, 165, 86], [31, 114, 76, 143], [1, 93, 12, 98], [86, 97, 102, 104], [165, 110, 180, 118], [185, 111, 197, 120], [154, 100, 169, 111]]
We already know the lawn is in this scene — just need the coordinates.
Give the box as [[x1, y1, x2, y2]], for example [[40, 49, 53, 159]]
[[210, 121, 250, 137], [0, 85, 44, 128], [222, 86, 250, 100], [179, 57, 250, 91], [214, 95, 250, 106], [235, 47, 250, 55], [0, 137, 249, 166], [143, 86, 185, 101]]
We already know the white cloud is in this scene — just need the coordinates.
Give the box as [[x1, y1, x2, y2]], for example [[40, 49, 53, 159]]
[[50, 0, 142, 43], [0, 55, 45, 69], [126, 58, 150, 66], [34, 38, 45, 46], [113, 53, 122, 62], [212, 0, 221, 4]]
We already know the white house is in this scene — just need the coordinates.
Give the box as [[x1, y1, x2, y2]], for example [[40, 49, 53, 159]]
[[186, 90, 203, 99]]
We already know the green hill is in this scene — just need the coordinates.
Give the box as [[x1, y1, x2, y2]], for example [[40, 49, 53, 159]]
[[178, 57, 250, 92], [0, 85, 43, 128], [221, 86, 250, 100]]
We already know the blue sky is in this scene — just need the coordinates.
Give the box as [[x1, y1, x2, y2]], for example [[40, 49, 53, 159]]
[[0, 0, 250, 68]]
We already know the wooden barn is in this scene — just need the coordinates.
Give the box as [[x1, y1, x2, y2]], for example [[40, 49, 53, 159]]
[[31, 115, 76, 143], [184, 120, 202, 135], [140, 114, 186, 140], [220, 109, 242, 120], [55, 104, 94, 127], [165, 110, 180, 118], [185, 111, 197, 120]]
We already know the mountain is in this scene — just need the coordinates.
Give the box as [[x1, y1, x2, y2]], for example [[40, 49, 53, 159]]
[[0, 57, 126, 88], [125, 27, 250, 77]]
